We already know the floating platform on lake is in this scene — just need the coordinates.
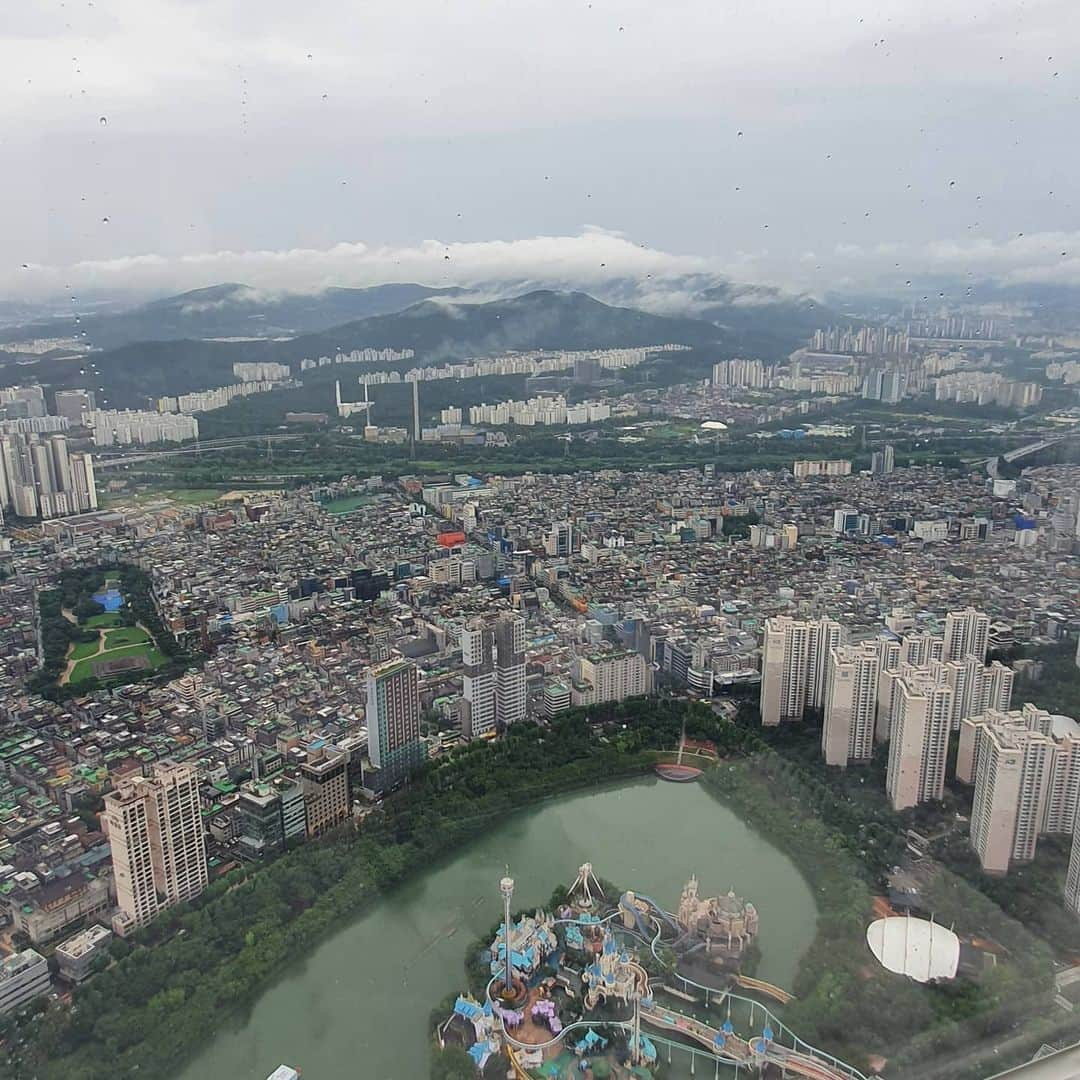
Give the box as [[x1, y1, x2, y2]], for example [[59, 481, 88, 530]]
[[654, 764, 703, 782]]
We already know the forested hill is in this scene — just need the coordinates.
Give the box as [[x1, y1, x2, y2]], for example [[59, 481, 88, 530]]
[[0, 290, 725, 406], [0, 282, 467, 351]]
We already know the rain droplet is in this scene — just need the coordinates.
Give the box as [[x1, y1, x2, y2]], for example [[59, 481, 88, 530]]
[[20, 263, 28, 269], [98, 115, 107, 126], [307, 53, 313, 60], [322, 93, 328, 100], [101, 216, 109, 223], [948, 180, 956, 187]]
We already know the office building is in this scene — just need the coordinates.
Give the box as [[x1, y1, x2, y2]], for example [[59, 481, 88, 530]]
[[104, 761, 208, 936], [460, 617, 497, 740], [461, 612, 526, 738], [833, 508, 870, 535], [55, 925, 112, 984], [366, 658, 424, 785], [236, 785, 286, 855], [943, 607, 991, 663], [544, 520, 575, 558], [300, 750, 350, 838], [54, 388, 96, 425], [495, 612, 527, 726], [0, 385, 46, 419], [759, 615, 843, 726], [0, 949, 50, 1016], [885, 675, 953, 810], [822, 643, 880, 766]]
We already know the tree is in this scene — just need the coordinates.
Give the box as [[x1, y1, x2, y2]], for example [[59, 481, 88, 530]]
[[429, 1045, 477, 1080]]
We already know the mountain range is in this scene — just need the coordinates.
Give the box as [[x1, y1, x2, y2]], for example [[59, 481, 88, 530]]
[[0, 282, 467, 351], [0, 290, 731, 408]]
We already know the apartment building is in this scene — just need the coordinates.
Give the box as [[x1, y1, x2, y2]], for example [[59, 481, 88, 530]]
[[759, 615, 842, 726], [960, 705, 1080, 873], [103, 761, 208, 936], [885, 675, 953, 810], [300, 750, 350, 838], [366, 657, 424, 786], [822, 642, 880, 767]]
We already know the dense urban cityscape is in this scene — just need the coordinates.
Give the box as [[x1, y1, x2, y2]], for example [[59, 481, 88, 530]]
[[2, 283, 1080, 1080], [6, 1, 1080, 1077]]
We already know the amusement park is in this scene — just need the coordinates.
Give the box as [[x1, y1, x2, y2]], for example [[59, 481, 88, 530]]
[[435, 863, 869, 1080]]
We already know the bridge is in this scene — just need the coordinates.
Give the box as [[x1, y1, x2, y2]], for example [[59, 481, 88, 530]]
[[94, 433, 306, 468]]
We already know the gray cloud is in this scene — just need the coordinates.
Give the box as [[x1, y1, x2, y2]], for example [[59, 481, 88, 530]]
[[10, 228, 1080, 309], [3, 0, 1078, 301]]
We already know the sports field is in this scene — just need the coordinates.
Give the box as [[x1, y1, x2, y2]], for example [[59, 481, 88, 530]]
[[67, 641, 168, 685]]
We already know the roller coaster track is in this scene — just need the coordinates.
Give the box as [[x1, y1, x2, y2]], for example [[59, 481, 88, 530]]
[[732, 974, 794, 1005]]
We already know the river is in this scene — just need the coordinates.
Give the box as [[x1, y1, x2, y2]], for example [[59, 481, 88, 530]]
[[177, 776, 817, 1080]]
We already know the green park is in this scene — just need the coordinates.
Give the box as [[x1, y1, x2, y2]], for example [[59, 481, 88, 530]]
[[32, 565, 197, 698]]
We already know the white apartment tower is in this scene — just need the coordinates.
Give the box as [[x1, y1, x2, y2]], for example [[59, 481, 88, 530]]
[[885, 675, 953, 811], [959, 705, 1080, 861], [943, 608, 991, 663], [969, 723, 1053, 874], [104, 761, 208, 936], [822, 643, 880, 766], [759, 615, 842, 726], [572, 649, 651, 706]]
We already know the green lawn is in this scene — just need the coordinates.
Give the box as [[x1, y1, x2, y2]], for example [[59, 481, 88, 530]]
[[103, 626, 150, 649], [84, 612, 125, 629], [98, 487, 225, 509], [68, 643, 168, 686], [68, 639, 102, 662]]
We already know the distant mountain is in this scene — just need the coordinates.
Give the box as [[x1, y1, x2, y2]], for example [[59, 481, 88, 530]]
[[572, 274, 832, 359], [0, 282, 468, 350], [0, 289, 725, 408], [284, 289, 723, 362]]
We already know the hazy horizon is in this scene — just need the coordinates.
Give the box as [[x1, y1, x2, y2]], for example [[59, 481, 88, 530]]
[[4, 0, 1079, 302]]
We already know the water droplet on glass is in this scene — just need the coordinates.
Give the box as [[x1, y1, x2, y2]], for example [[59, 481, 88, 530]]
[[307, 52, 313, 60], [905, 280, 912, 286], [98, 115, 107, 126], [322, 93, 328, 100], [102, 216, 109, 223], [948, 180, 956, 187]]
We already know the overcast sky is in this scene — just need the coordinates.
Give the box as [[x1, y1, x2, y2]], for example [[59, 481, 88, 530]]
[[3, 0, 1079, 301]]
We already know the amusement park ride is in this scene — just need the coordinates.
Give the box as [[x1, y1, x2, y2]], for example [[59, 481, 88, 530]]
[[437, 862, 868, 1080]]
